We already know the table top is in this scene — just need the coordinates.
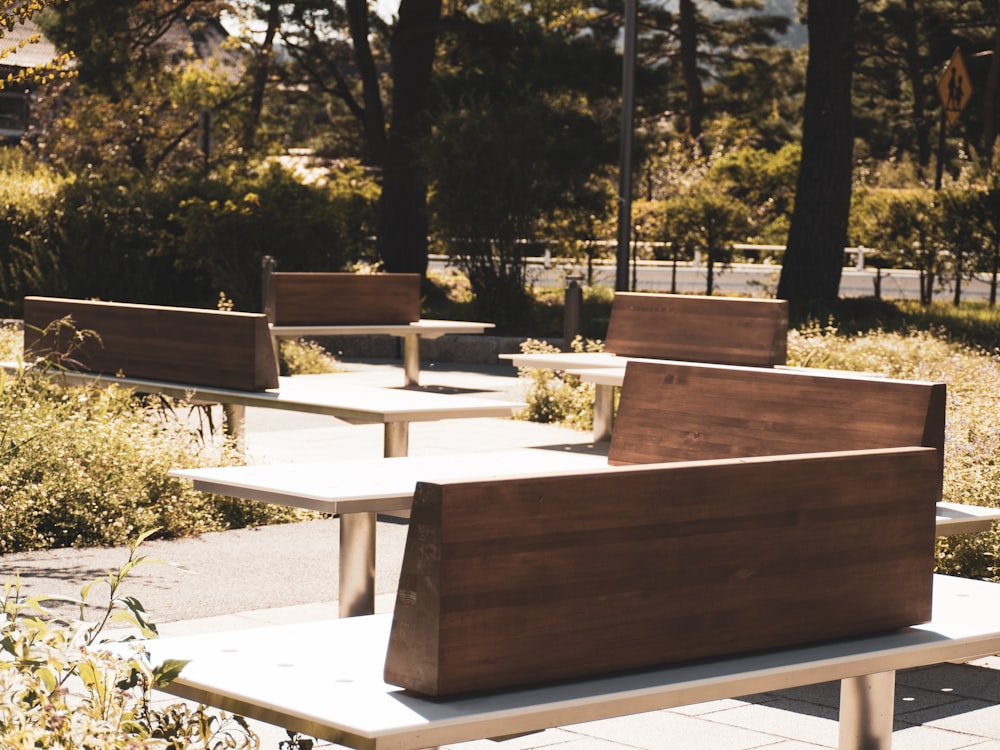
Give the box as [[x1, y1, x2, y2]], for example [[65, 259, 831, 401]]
[[170, 449, 609, 515], [1, 364, 524, 423], [270, 319, 494, 339], [170, 449, 998, 535], [137, 575, 1000, 750]]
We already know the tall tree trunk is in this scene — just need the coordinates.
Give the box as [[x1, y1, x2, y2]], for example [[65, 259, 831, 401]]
[[902, 0, 932, 167], [243, 0, 281, 154], [346, 0, 387, 166], [376, 0, 442, 276], [777, 0, 859, 307], [983, 0, 1000, 160], [678, 0, 704, 142]]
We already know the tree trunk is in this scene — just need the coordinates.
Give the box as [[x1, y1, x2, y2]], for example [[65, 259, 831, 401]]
[[376, 0, 442, 276], [777, 0, 859, 307], [346, 0, 387, 166], [902, 0, 932, 168], [243, 0, 281, 154], [983, 0, 1000, 160], [678, 0, 704, 142]]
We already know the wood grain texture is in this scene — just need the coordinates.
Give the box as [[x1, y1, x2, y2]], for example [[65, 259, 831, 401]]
[[607, 360, 946, 496], [384, 447, 939, 697], [604, 293, 788, 366], [268, 273, 421, 325], [23, 297, 279, 391]]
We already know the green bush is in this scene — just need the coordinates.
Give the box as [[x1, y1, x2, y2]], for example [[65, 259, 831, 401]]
[[1, 532, 258, 748], [513, 337, 604, 430], [0, 158, 379, 317], [279, 338, 342, 376], [0, 368, 304, 553]]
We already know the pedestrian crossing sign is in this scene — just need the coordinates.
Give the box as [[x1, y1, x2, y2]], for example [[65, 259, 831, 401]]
[[938, 48, 972, 126]]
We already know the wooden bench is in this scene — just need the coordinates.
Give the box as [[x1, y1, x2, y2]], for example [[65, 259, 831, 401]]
[[171, 358, 1000, 617], [262, 265, 494, 385], [501, 291, 789, 438], [13, 296, 523, 459], [138, 574, 1000, 749]]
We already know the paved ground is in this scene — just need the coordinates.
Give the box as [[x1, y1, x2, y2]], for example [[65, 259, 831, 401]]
[[4, 359, 1000, 749]]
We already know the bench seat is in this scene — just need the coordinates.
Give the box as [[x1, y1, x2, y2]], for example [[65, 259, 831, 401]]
[[262, 269, 494, 385], [136, 574, 1000, 749]]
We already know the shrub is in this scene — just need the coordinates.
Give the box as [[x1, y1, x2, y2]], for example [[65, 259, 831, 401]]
[[1, 532, 258, 748], [279, 338, 341, 376], [0, 367, 305, 553], [513, 336, 604, 431]]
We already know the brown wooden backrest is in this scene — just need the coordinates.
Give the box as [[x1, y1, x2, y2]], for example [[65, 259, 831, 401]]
[[604, 292, 788, 366], [607, 360, 946, 494], [264, 272, 421, 326], [23, 296, 279, 391], [385, 446, 938, 696]]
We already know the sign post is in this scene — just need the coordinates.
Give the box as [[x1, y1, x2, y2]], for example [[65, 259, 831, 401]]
[[935, 48, 973, 189]]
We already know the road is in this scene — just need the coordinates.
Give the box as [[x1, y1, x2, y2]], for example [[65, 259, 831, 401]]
[[431, 256, 999, 303]]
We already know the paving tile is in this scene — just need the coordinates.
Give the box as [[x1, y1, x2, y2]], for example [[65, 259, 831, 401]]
[[705, 700, 839, 747], [902, 699, 1000, 741], [562, 709, 784, 749]]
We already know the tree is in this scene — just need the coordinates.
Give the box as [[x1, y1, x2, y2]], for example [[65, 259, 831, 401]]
[[425, 16, 618, 327], [375, 0, 442, 277], [660, 191, 750, 294], [777, 0, 859, 307]]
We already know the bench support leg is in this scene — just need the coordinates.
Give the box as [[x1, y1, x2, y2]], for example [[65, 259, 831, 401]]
[[838, 670, 895, 750], [593, 384, 615, 442], [384, 421, 410, 458], [222, 403, 246, 455], [339, 511, 376, 617], [403, 333, 421, 386]]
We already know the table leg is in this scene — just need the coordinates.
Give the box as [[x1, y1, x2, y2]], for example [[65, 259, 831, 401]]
[[592, 384, 615, 442], [838, 671, 896, 750], [338, 512, 376, 618], [222, 403, 246, 455], [384, 421, 410, 458], [403, 333, 420, 386]]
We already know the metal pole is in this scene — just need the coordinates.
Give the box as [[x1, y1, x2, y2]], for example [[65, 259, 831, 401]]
[[615, 0, 638, 292]]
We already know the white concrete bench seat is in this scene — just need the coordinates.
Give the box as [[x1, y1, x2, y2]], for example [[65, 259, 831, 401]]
[[136, 574, 1000, 750], [172, 450, 999, 538]]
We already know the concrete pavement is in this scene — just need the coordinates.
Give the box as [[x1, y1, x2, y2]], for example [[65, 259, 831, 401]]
[[5, 359, 1000, 749]]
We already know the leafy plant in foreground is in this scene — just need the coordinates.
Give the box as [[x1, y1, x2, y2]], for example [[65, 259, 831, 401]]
[[0, 530, 259, 748]]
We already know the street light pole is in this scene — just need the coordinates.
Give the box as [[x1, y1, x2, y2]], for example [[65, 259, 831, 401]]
[[615, 0, 638, 292]]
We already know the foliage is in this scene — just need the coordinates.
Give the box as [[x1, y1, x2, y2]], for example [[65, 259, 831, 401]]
[[425, 16, 619, 331], [785, 323, 1000, 581], [1, 531, 259, 748], [0, 364, 304, 554], [0, 0, 75, 91], [279, 338, 341, 376], [659, 190, 751, 295], [0, 157, 378, 316], [512, 336, 604, 430]]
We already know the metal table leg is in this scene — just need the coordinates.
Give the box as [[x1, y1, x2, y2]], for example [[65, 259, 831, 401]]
[[592, 384, 615, 442], [838, 671, 896, 749], [338, 512, 376, 618], [403, 333, 421, 386], [222, 403, 246, 455]]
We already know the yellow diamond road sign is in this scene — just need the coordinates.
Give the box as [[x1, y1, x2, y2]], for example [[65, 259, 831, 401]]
[[938, 48, 973, 126]]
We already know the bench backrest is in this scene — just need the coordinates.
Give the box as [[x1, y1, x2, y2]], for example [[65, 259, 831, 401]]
[[23, 296, 279, 391], [607, 360, 946, 492], [263, 271, 421, 326], [385, 446, 938, 696], [604, 292, 789, 366]]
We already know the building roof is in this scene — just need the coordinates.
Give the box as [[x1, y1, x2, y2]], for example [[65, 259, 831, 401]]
[[1, 17, 61, 70]]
